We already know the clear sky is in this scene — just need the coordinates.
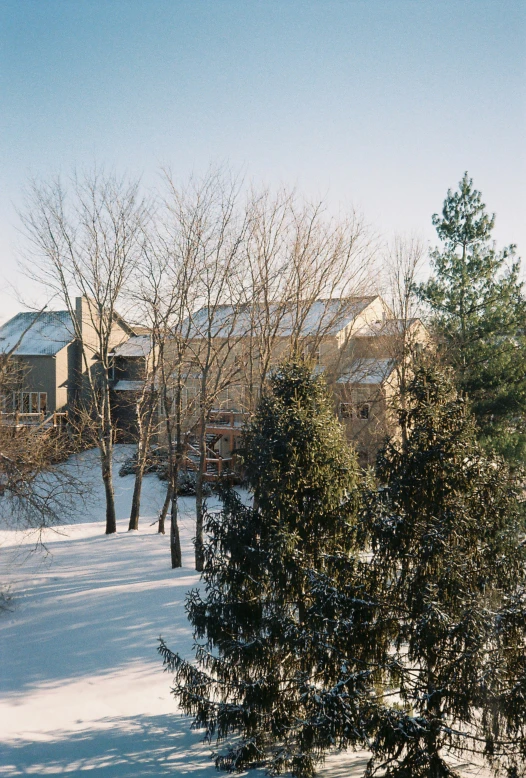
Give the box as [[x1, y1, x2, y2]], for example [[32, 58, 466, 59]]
[[1, 0, 525, 320]]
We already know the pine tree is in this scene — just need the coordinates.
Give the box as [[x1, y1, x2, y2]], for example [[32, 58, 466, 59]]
[[158, 359, 372, 776], [419, 173, 526, 462], [358, 361, 526, 778]]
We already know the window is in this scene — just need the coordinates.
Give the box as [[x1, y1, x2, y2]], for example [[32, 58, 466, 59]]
[[340, 402, 353, 419], [12, 391, 48, 414], [358, 403, 370, 420]]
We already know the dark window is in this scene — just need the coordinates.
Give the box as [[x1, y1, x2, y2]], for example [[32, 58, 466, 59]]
[[340, 402, 353, 419], [358, 404, 370, 420]]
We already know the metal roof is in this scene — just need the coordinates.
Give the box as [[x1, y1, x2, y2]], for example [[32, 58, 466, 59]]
[[112, 380, 146, 392], [0, 311, 75, 356], [337, 358, 396, 385], [187, 297, 378, 339], [112, 335, 152, 358]]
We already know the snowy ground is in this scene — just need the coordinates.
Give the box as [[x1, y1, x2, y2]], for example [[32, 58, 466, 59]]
[[0, 447, 490, 777]]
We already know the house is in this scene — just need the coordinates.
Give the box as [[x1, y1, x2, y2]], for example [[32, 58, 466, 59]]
[[172, 296, 428, 471], [109, 334, 154, 440], [0, 297, 136, 425]]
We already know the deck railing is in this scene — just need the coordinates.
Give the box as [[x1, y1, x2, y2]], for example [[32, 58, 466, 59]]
[[0, 411, 68, 428]]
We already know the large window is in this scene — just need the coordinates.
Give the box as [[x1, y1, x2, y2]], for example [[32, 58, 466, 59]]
[[13, 392, 48, 414]]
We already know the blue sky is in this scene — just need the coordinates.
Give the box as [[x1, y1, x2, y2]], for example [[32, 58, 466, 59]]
[[1, 0, 525, 319]]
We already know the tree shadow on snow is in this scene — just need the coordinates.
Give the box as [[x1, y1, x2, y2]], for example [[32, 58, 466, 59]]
[[0, 713, 247, 778]]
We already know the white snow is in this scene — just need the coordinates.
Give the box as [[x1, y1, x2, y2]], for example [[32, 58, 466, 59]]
[[0, 311, 74, 356], [0, 446, 490, 777]]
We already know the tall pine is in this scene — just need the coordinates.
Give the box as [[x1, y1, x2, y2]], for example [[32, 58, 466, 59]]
[[358, 361, 526, 778], [159, 359, 372, 776], [419, 173, 526, 462]]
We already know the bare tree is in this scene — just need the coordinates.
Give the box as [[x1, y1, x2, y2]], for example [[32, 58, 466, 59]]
[[383, 234, 427, 445], [0, 340, 85, 538], [240, 188, 379, 403], [19, 170, 147, 534], [172, 171, 250, 571], [125, 339, 161, 533], [131, 213, 200, 567]]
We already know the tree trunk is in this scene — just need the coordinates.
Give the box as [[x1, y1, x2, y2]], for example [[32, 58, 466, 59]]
[[101, 451, 117, 534], [158, 481, 172, 534], [194, 415, 207, 572], [170, 464, 182, 568], [128, 462, 145, 531], [128, 402, 145, 531], [100, 383, 117, 535]]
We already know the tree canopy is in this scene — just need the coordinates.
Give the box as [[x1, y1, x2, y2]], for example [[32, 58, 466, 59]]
[[159, 359, 371, 776], [419, 172, 526, 462]]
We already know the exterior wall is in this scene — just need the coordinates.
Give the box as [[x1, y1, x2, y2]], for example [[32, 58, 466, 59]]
[[54, 344, 70, 411], [336, 381, 392, 466], [335, 297, 388, 348], [13, 355, 57, 412], [10, 344, 81, 414], [114, 356, 147, 382], [73, 296, 132, 408]]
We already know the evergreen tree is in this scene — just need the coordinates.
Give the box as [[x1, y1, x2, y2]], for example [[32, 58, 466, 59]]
[[419, 173, 526, 461], [358, 362, 526, 778], [159, 359, 373, 776]]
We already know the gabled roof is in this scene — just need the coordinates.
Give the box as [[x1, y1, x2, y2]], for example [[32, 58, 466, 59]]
[[0, 311, 75, 356], [187, 297, 379, 339], [337, 358, 396, 385]]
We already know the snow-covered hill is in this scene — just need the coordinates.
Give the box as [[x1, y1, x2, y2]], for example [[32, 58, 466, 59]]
[[0, 447, 487, 777]]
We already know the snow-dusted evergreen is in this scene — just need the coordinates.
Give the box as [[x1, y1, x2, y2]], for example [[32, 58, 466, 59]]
[[356, 362, 526, 778], [159, 360, 372, 776]]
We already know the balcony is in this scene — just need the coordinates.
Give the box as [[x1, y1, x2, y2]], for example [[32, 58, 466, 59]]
[[0, 411, 68, 428]]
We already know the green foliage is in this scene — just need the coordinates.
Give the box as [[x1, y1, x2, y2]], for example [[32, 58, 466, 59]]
[[419, 173, 526, 462], [359, 362, 526, 777], [159, 359, 371, 776], [159, 358, 526, 777]]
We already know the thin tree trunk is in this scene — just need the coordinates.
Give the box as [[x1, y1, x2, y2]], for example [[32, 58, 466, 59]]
[[194, 413, 207, 572], [158, 480, 171, 534], [101, 448, 117, 534], [128, 403, 145, 531], [170, 463, 182, 568], [100, 381, 117, 534], [128, 462, 145, 531]]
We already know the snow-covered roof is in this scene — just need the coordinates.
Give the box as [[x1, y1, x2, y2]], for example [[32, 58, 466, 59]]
[[187, 297, 378, 339], [112, 335, 152, 358], [112, 380, 145, 392], [337, 358, 396, 385], [0, 311, 75, 356]]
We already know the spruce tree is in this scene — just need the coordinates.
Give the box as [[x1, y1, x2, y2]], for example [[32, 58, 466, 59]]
[[158, 359, 372, 776], [419, 173, 526, 462], [358, 362, 526, 778]]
